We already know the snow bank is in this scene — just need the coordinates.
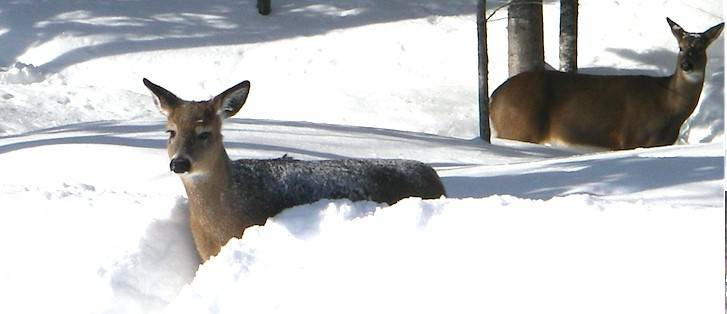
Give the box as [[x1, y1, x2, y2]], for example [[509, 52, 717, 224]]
[[0, 186, 195, 313], [0, 144, 198, 313], [441, 143, 725, 207], [167, 196, 722, 314], [0, 62, 44, 84]]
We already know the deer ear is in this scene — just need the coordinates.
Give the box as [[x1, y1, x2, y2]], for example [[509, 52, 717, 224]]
[[143, 78, 180, 117], [216, 80, 250, 119], [703, 22, 724, 46], [666, 17, 686, 40]]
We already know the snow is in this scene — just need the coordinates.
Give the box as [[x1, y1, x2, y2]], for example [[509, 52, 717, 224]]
[[0, 62, 45, 84], [166, 197, 722, 314], [0, 0, 723, 313]]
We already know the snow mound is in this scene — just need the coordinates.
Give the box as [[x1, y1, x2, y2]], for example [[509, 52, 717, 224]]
[[0, 169, 197, 313], [166, 196, 721, 314], [0, 62, 45, 84]]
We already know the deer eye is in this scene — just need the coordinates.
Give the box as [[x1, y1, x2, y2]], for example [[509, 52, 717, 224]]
[[198, 131, 211, 141], [166, 130, 176, 138]]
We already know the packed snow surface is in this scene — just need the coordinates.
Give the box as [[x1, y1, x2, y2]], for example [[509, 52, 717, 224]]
[[0, 0, 723, 313]]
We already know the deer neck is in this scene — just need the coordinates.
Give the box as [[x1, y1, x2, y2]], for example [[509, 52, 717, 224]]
[[180, 149, 241, 223], [667, 67, 705, 117]]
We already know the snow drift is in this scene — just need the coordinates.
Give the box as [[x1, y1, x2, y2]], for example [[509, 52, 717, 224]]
[[166, 196, 722, 314], [0, 121, 721, 314]]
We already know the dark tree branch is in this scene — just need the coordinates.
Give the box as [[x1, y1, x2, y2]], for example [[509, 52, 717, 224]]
[[477, 0, 491, 142]]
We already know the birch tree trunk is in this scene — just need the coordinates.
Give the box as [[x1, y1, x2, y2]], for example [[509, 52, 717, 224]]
[[559, 0, 578, 73], [507, 0, 545, 76]]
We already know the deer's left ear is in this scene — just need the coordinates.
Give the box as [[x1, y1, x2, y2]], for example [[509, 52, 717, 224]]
[[666, 17, 686, 40], [703, 22, 725, 46], [215, 80, 250, 119]]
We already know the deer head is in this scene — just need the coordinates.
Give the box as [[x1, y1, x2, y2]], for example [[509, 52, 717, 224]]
[[143, 78, 250, 176], [667, 17, 724, 82]]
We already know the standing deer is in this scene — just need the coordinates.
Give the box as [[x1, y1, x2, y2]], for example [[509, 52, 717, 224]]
[[489, 18, 724, 150], [143, 78, 446, 261]]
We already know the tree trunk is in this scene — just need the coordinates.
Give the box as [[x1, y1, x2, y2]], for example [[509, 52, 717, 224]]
[[507, 0, 544, 77], [477, 0, 490, 142], [559, 0, 578, 72], [257, 0, 271, 15]]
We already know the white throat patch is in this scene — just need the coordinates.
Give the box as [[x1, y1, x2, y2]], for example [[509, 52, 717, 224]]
[[181, 171, 210, 181], [682, 70, 704, 83]]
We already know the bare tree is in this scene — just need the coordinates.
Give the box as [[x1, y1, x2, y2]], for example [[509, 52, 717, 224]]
[[477, 0, 490, 142], [507, 0, 544, 76], [559, 0, 578, 72]]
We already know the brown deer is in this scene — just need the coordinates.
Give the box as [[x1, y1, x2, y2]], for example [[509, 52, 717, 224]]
[[489, 18, 724, 150], [143, 78, 446, 261]]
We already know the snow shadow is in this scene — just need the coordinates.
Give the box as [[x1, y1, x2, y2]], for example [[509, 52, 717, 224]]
[[442, 154, 723, 200], [686, 35, 725, 142], [0, 134, 166, 155], [0, 0, 483, 72], [224, 118, 573, 161], [686, 68, 725, 143], [580, 48, 676, 77], [0, 119, 571, 164], [0, 120, 348, 159]]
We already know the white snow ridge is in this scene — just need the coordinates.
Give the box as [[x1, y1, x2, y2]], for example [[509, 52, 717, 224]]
[[165, 197, 721, 314], [0, 62, 45, 84]]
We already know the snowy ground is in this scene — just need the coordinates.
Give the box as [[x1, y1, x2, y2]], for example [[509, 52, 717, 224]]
[[0, 0, 723, 313]]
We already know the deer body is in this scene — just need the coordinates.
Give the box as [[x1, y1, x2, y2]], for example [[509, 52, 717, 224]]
[[144, 79, 445, 261], [490, 18, 723, 150]]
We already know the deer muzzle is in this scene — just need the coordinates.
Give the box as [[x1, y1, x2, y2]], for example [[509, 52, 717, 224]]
[[170, 157, 191, 174]]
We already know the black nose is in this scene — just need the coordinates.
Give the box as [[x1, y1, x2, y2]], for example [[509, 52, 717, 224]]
[[680, 59, 693, 72], [170, 158, 191, 174]]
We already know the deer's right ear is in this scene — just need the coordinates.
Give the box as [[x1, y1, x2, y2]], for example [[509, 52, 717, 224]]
[[703, 22, 725, 46], [216, 80, 250, 119], [666, 17, 686, 39], [143, 78, 180, 117]]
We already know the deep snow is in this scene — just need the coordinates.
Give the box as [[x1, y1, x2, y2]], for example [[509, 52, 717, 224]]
[[0, 0, 723, 313], [167, 197, 722, 314], [0, 120, 722, 314]]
